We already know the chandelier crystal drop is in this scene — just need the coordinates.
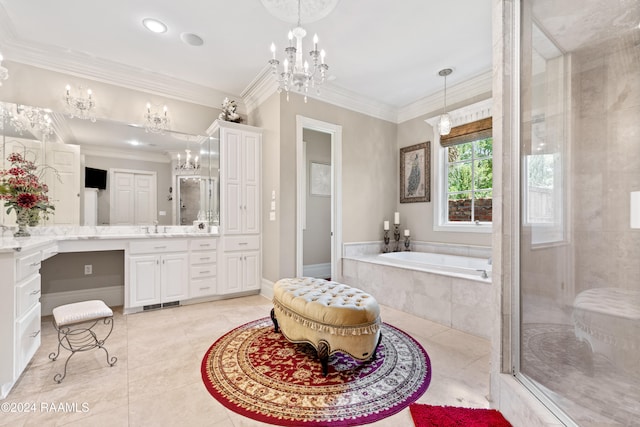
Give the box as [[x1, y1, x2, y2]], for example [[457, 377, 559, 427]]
[[268, 0, 329, 103], [144, 103, 170, 134], [64, 84, 96, 122], [438, 68, 453, 136], [175, 149, 200, 172], [1, 103, 54, 139], [0, 52, 8, 86]]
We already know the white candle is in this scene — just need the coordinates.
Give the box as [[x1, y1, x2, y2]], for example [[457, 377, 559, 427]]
[[270, 42, 276, 60], [313, 34, 318, 51], [383, 221, 389, 231], [320, 49, 326, 64], [146, 102, 151, 113], [404, 229, 410, 237], [394, 212, 400, 224], [65, 84, 70, 96]]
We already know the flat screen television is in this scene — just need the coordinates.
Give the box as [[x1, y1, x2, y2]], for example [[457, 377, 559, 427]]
[[85, 167, 107, 189]]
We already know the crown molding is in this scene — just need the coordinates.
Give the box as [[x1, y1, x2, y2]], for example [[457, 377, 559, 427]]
[[241, 67, 398, 123], [397, 71, 493, 123]]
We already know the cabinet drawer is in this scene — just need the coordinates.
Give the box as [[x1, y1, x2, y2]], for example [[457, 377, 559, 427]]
[[191, 264, 217, 279], [189, 238, 217, 251], [16, 251, 42, 282], [16, 274, 41, 318], [224, 235, 260, 251], [130, 239, 188, 254], [16, 303, 41, 377], [190, 277, 217, 298], [190, 252, 216, 265]]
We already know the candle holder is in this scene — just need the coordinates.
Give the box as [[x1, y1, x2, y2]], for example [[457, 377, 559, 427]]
[[394, 225, 401, 252], [404, 235, 411, 251], [383, 230, 390, 253]]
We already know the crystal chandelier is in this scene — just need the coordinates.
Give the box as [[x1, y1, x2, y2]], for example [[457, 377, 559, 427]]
[[268, 0, 329, 102], [144, 103, 170, 134], [64, 84, 96, 122], [175, 149, 200, 172], [0, 52, 8, 86], [438, 68, 453, 136]]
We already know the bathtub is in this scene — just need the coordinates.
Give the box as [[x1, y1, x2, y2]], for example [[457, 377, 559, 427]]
[[341, 247, 493, 338], [377, 251, 491, 281]]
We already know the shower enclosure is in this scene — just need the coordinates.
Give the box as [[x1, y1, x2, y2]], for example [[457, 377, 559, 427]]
[[517, 1, 640, 425]]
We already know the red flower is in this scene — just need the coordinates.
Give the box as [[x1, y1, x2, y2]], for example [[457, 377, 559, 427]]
[[16, 193, 38, 209]]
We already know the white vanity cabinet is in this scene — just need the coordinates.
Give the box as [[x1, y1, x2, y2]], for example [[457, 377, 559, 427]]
[[189, 238, 218, 298], [220, 235, 260, 294], [213, 120, 262, 235], [208, 120, 263, 297], [0, 242, 56, 399], [128, 239, 189, 309]]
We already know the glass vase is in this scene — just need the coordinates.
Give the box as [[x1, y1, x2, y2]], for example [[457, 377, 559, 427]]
[[14, 208, 31, 237], [28, 210, 40, 227]]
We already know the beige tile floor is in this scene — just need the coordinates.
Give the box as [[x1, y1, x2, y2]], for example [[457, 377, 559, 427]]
[[0, 295, 490, 427]]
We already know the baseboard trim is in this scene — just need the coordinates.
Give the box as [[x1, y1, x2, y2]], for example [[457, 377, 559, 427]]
[[261, 278, 274, 299], [41, 286, 124, 316], [303, 263, 331, 279]]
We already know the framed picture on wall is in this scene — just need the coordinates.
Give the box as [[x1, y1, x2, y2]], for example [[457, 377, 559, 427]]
[[310, 162, 331, 196], [400, 141, 430, 203]]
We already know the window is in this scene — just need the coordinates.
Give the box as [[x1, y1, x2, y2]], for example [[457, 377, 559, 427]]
[[445, 137, 493, 223], [436, 116, 493, 230]]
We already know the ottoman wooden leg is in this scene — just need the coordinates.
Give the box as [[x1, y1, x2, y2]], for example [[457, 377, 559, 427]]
[[368, 333, 383, 362], [318, 341, 329, 376], [270, 308, 279, 333]]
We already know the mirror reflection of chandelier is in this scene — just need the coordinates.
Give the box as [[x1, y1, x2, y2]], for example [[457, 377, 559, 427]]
[[64, 84, 96, 122], [0, 103, 54, 139], [144, 103, 170, 134], [267, 0, 330, 102], [175, 149, 200, 172]]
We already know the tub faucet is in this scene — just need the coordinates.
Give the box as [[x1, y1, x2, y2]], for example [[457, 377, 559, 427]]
[[488, 256, 492, 265], [153, 220, 159, 234], [476, 269, 489, 279]]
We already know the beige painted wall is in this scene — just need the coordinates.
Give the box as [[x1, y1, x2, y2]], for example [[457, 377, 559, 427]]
[[251, 92, 398, 281], [249, 93, 281, 282], [397, 95, 493, 247], [40, 251, 124, 293], [303, 128, 331, 266]]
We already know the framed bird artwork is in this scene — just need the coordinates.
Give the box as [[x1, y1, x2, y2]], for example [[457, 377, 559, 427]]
[[400, 141, 430, 203]]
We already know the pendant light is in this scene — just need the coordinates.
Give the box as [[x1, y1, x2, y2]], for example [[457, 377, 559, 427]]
[[438, 68, 453, 136]]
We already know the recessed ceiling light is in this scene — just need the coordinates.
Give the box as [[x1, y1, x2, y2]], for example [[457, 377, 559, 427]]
[[142, 18, 167, 34], [180, 32, 204, 46]]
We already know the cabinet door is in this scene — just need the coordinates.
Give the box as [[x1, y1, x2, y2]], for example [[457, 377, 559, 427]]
[[243, 133, 260, 234], [130, 255, 160, 307], [223, 129, 243, 234], [243, 251, 260, 291], [161, 253, 189, 302], [222, 253, 243, 294]]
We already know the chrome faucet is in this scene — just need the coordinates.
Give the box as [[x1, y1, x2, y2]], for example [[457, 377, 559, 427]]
[[488, 256, 492, 265], [153, 220, 159, 234]]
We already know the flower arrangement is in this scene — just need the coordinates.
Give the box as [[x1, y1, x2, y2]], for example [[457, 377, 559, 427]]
[[0, 152, 55, 235], [218, 97, 242, 123]]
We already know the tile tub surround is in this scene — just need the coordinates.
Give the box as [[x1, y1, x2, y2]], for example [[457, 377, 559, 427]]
[[342, 254, 492, 339], [343, 241, 491, 259], [0, 295, 491, 426]]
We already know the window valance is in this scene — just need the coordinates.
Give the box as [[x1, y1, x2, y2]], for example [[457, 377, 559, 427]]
[[440, 117, 492, 147]]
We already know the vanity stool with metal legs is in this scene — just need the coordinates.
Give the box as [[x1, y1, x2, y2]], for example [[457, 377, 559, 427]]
[[48, 300, 117, 383]]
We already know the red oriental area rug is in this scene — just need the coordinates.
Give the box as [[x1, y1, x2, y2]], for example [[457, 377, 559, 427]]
[[201, 317, 431, 426], [410, 403, 512, 427]]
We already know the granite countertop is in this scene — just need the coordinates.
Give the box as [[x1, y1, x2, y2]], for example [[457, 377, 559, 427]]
[[0, 225, 220, 253]]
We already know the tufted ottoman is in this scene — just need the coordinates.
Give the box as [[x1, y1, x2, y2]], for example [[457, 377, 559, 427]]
[[271, 277, 382, 376], [573, 288, 640, 377]]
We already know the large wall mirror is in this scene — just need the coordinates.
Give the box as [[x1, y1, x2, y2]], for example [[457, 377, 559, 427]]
[[0, 100, 219, 228]]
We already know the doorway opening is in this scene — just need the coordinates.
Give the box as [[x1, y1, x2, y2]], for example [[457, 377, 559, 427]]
[[296, 116, 342, 280]]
